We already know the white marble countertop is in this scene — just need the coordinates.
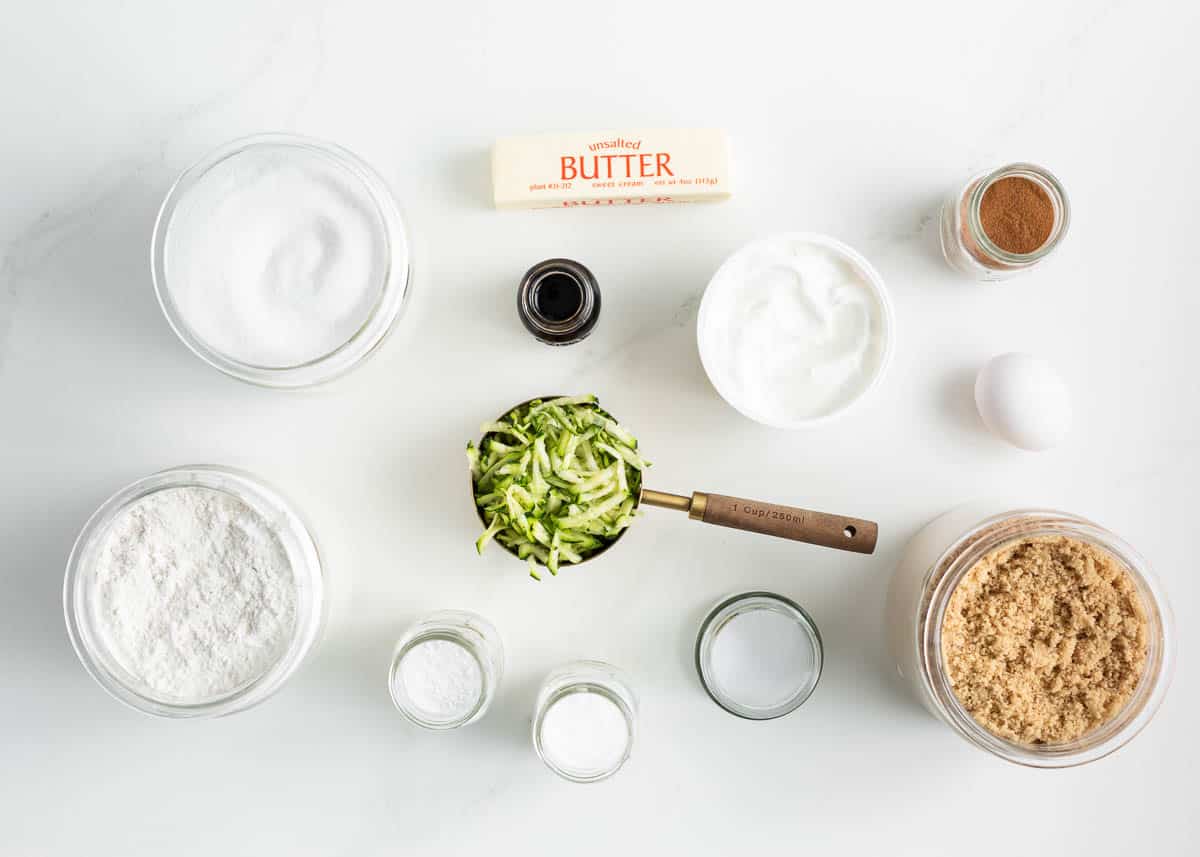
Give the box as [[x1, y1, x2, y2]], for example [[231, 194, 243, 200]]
[[2, 1, 1196, 854]]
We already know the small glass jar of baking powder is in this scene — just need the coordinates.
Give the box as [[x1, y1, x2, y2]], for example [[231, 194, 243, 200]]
[[886, 503, 1174, 767], [388, 610, 504, 730], [532, 660, 636, 783], [939, 163, 1070, 281]]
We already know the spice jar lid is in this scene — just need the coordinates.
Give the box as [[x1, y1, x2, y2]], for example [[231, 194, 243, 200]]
[[695, 591, 823, 720]]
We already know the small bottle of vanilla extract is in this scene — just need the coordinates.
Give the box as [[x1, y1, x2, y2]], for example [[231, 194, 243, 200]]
[[517, 258, 601, 346]]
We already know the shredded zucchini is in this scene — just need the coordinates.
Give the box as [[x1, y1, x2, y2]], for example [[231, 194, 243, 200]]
[[469, 396, 647, 579]]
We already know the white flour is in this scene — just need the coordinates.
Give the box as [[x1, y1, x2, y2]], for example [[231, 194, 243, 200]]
[[91, 486, 297, 702], [539, 690, 630, 774], [396, 639, 483, 720]]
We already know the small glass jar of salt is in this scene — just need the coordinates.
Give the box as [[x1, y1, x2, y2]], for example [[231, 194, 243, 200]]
[[388, 611, 503, 730], [532, 660, 637, 783], [695, 592, 823, 720]]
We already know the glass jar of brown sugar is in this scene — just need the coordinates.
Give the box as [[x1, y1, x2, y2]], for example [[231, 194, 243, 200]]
[[939, 163, 1070, 281], [886, 503, 1175, 768]]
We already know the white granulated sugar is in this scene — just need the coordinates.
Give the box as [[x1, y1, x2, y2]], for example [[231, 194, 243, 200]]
[[396, 639, 482, 720], [709, 608, 816, 708], [91, 486, 297, 702], [539, 690, 629, 774], [164, 144, 388, 368]]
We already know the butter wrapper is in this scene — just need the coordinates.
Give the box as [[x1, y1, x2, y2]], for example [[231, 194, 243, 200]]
[[492, 129, 731, 210]]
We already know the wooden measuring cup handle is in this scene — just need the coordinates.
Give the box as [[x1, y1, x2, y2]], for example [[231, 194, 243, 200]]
[[694, 493, 878, 554]]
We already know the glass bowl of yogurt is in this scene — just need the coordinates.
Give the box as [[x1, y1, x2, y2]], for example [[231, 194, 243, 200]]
[[697, 233, 895, 428], [152, 134, 411, 388], [63, 465, 326, 718]]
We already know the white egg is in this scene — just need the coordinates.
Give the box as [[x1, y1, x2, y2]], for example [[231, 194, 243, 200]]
[[974, 353, 1072, 451]]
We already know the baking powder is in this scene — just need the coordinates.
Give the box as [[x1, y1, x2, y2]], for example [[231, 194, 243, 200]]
[[164, 142, 389, 368], [395, 638, 483, 720], [91, 486, 297, 702]]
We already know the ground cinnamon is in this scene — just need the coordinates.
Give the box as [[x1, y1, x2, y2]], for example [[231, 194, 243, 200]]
[[979, 176, 1054, 254]]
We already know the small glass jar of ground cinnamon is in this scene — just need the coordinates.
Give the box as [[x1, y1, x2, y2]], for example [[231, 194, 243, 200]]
[[939, 163, 1070, 281]]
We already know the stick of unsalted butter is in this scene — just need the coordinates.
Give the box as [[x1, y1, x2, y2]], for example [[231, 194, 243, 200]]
[[492, 128, 732, 210]]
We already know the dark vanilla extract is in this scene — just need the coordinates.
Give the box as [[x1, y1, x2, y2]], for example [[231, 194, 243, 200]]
[[532, 272, 584, 322], [517, 259, 600, 346]]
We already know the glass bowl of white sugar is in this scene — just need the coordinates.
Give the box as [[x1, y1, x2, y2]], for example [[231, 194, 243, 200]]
[[152, 134, 411, 388], [63, 465, 326, 718]]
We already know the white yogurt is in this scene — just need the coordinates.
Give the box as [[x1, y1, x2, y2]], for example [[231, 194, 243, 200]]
[[698, 234, 892, 427], [163, 141, 389, 368]]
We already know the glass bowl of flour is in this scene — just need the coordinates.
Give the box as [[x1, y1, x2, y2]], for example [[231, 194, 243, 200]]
[[152, 134, 411, 388], [63, 465, 325, 718]]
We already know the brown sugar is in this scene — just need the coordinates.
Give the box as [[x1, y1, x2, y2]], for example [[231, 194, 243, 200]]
[[978, 176, 1054, 254], [941, 536, 1147, 745]]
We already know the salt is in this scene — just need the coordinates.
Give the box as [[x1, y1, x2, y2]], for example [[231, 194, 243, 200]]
[[395, 639, 483, 721], [708, 607, 817, 709], [538, 690, 630, 776]]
